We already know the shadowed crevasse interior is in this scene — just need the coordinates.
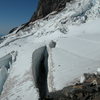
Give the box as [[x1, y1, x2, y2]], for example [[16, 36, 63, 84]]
[[32, 46, 48, 100]]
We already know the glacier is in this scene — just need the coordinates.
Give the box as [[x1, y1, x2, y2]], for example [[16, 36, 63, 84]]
[[0, 67, 8, 94], [0, 0, 100, 100], [0, 52, 17, 94]]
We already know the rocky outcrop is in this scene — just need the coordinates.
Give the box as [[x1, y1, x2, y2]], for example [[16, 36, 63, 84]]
[[10, 0, 72, 33], [9, 27, 18, 34], [30, 0, 71, 22], [44, 73, 100, 100], [49, 40, 56, 48]]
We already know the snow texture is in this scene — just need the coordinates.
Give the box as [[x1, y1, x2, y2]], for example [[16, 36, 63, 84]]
[[0, 0, 100, 99]]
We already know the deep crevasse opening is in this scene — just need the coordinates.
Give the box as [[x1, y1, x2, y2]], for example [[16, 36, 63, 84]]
[[32, 46, 48, 100], [0, 51, 17, 94]]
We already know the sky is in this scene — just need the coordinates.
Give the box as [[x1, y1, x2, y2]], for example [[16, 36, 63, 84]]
[[0, 0, 38, 34]]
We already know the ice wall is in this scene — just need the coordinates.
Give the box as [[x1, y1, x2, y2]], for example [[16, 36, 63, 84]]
[[0, 54, 12, 70], [0, 67, 8, 94], [32, 46, 48, 99], [0, 53, 14, 94]]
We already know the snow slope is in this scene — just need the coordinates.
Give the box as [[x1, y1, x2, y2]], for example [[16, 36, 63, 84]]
[[0, 0, 100, 99], [49, 19, 100, 91]]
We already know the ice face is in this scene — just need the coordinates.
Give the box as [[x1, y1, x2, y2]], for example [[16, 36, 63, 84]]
[[0, 54, 12, 94], [0, 54, 12, 70], [0, 67, 8, 94]]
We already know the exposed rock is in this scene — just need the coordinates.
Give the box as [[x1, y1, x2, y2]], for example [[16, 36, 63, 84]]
[[44, 73, 100, 100], [49, 40, 56, 48], [30, 0, 72, 22], [8, 27, 18, 34], [13, 0, 72, 33], [93, 94, 100, 100]]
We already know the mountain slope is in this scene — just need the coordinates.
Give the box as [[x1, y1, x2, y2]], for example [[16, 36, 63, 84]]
[[30, 0, 71, 22], [0, 0, 100, 100]]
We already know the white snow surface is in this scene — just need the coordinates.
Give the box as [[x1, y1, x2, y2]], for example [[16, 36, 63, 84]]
[[0, 0, 100, 99]]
